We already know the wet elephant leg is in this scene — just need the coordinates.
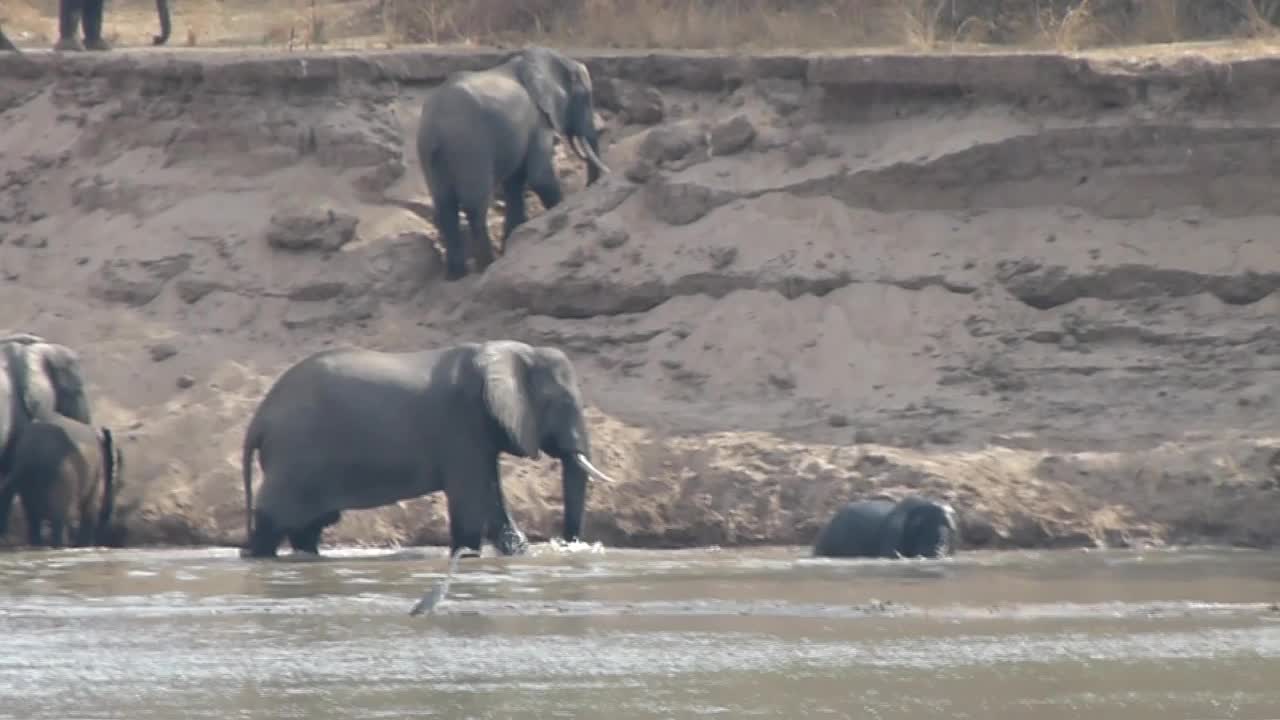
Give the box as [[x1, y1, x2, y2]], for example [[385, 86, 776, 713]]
[[484, 476, 528, 556], [446, 457, 500, 557], [287, 510, 340, 555], [499, 169, 529, 251], [242, 510, 285, 559]]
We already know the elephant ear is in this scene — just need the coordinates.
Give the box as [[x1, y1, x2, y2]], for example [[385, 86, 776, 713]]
[[513, 51, 569, 136], [477, 342, 542, 460]]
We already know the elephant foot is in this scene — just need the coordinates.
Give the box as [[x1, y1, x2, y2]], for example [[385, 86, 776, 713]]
[[84, 37, 112, 51], [54, 37, 85, 52], [495, 527, 529, 556]]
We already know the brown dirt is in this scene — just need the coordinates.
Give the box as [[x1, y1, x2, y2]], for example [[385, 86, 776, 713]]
[[2, 44, 1280, 553]]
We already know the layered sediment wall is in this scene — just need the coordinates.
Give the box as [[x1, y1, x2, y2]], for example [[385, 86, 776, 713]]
[[1, 47, 1278, 550]]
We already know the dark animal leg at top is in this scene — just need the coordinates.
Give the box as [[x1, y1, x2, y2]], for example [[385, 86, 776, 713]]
[[56, 0, 86, 51], [81, 0, 111, 51]]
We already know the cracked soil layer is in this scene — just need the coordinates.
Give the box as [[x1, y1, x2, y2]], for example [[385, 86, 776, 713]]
[[1, 48, 1279, 552]]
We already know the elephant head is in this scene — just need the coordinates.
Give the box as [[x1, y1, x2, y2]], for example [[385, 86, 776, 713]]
[[879, 496, 958, 559], [511, 47, 611, 185], [477, 341, 615, 543], [2, 336, 93, 425], [96, 426, 123, 541]]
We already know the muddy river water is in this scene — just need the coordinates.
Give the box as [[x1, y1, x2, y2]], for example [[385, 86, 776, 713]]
[[1, 544, 1278, 719]]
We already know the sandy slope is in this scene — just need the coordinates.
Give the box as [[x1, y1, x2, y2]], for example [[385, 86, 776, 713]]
[[1, 47, 1278, 551]]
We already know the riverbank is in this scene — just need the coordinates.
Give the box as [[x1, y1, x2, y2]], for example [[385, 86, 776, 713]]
[[1, 45, 1278, 551]]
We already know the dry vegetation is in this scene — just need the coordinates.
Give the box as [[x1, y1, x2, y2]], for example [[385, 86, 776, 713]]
[[3, 0, 1280, 51]]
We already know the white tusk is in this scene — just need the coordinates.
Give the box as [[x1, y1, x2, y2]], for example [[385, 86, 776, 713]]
[[575, 452, 617, 484]]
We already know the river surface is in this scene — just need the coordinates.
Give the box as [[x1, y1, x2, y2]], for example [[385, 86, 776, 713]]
[[0, 543, 1278, 719]]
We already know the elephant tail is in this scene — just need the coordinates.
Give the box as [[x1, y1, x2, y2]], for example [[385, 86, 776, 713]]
[[241, 420, 262, 540]]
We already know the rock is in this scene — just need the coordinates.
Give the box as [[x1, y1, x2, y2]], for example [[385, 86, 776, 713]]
[[710, 113, 756, 156], [366, 232, 443, 300], [597, 78, 665, 125], [287, 281, 349, 302], [622, 85, 665, 125], [174, 278, 225, 304], [175, 375, 195, 389], [643, 178, 723, 226], [88, 254, 192, 306], [265, 207, 357, 253], [148, 343, 178, 362], [637, 121, 709, 168]]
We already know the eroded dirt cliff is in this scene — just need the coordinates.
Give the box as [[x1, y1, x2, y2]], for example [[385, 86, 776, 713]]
[[1, 47, 1278, 551]]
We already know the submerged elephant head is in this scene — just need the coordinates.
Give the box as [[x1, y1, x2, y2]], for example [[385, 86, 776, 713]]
[[477, 341, 615, 543], [510, 46, 611, 185], [879, 496, 959, 559]]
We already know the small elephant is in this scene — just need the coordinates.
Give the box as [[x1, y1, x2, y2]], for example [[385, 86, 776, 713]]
[[416, 45, 611, 281], [812, 495, 959, 559], [239, 339, 617, 560], [0, 412, 123, 548]]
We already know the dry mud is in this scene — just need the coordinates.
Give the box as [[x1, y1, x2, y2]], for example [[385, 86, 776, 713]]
[[1, 47, 1279, 551]]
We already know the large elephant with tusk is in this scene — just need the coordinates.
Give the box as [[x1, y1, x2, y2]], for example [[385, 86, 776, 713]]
[[239, 340, 617, 559], [415, 45, 611, 281]]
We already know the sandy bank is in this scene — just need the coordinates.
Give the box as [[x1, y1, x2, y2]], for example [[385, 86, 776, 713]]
[[1, 46, 1278, 551]]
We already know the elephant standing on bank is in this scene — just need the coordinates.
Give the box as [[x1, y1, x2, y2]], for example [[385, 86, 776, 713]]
[[813, 495, 959, 559], [0, 334, 95, 540], [415, 46, 611, 281], [0, 412, 122, 548], [48, 0, 172, 51], [239, 340, 617, 559]]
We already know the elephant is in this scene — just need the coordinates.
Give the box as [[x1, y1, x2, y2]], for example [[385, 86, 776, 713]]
[[415, 45, 612, 281], [812, 495, 959, 559], [0, 411, 122, 548], [0, 334, 96, 540], [51, 0, 172, 52], [239, 339, 617, 560]]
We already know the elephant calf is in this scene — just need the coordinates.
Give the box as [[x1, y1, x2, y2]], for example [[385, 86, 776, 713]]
[[0, 413, 122, 548], [812, 495, 958, 559]]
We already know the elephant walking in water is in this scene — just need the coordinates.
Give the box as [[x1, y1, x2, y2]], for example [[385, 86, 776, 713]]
[[415, 46, 611, 281], [813, 495, 959, 559], [239, 340, 617, 559], [0, 412, 122, 548]]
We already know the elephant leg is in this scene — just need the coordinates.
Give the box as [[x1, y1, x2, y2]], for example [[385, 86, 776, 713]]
[[19, 491, 44, 546], [244, 510, 284, 558], [287, 510, 339, 555], [55, 0, 86, 51], [81, 0, 110, 51], [484, 478, 528, 556], [499, 171, 529, 248], [463, 204, 496, 274], [432, 190, 468, 281], [444, 457, 501, 557], [0, 479, 16, 538], [526, 132, 564, 213]]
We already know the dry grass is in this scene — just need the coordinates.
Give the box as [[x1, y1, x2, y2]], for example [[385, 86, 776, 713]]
[[3, 0, 1280, 53]]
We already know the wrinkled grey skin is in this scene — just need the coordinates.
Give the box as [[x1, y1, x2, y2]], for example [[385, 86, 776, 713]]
[[0, 334, 95, 540], [239, 340, 616, 560], [812, 495, 959, 559], [0, 412, 121, 547], [416, 46, 611, 281]]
